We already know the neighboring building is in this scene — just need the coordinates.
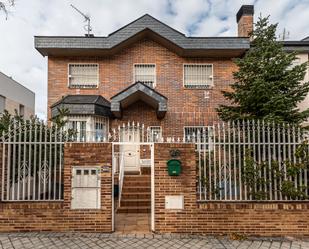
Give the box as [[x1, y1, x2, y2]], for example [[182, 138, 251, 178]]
[[0, 71, 35, 119], [284, 38, 309, 122], [34, 5, 309, 142]]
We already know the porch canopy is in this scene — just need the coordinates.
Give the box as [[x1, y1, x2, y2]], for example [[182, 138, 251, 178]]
[[51, 95, 112, 118], [111, 82, 167, 119]]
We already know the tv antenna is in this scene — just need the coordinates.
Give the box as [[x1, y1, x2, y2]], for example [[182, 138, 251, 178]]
[[278, 28, 290, 41], [70, 4, 93, 36]]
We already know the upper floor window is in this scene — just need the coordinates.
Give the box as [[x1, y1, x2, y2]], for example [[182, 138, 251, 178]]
[[184, 64, 213, 89], [134, 64, 156, 88], [68, 64, 99, 88]]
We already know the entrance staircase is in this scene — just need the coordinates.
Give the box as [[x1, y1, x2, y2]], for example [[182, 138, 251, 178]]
[[117, 174, 151, 213]]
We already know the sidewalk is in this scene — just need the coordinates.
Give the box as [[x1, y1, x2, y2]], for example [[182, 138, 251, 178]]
[[0, 232, 307, 249]]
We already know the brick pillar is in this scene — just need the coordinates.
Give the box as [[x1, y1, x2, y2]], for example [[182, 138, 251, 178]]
[[63, 143, 112, 210], [154, 143, 197, 233]]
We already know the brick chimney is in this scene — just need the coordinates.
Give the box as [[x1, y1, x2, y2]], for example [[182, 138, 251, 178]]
[[236, 5, 254, 37]]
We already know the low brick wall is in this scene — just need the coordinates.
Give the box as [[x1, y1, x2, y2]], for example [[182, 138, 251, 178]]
[[0, 143, 113, 232], [1, 142, 309, 235], [154, 143, 309, 237]]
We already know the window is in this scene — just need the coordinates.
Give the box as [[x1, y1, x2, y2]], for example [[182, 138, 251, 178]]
[[68, 120, 87, 142], [68, 64, 99, 88], [184, 64, 213, 88], [148, 126, 162, 142], [184, 126, 214, 150], [0, 95, 5, 114], [95, 121, 107, 142], [134, 64, 156, 88], [19, 104, 25, 117], [65, 116, 109, 142]]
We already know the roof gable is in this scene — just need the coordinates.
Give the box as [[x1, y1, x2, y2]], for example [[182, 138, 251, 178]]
[[35, 14, 250, 57], [111, 82, 167, 119]]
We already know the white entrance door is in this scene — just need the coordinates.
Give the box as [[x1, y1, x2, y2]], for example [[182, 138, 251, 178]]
[[120, 129, 140, 171]]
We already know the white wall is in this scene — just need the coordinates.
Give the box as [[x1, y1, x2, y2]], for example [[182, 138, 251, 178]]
[[0, 71, 35, 116], [297, 53, 309, 125]]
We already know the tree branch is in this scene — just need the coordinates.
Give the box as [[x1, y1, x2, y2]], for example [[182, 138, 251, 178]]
[[0, 0, 15, 20]]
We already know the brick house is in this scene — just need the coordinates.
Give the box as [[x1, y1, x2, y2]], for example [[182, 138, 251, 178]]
[[34, 6, 255, 142], [34, 4, 309, 142], [1, 4, 309, 235]]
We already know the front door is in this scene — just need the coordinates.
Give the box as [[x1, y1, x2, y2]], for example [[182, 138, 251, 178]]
[[120, 128, 140, 171]]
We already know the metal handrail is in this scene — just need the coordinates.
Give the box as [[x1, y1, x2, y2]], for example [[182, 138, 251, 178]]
[[118, 153, 125, 207]]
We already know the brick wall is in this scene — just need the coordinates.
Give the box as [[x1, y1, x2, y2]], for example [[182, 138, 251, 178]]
[[238, 15, 253, 37], [48, 38, 237, 137], [0, 143, 113, 232], [154, 143, 309, 236], [2, 142, 309, 235]]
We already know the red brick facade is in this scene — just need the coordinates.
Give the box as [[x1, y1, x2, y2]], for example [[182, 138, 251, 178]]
[[48, 38, 237, 138], [154, 143, 309, 237]]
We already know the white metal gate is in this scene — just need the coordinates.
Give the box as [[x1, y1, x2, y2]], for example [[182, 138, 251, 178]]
[[120, 127, 140, 171], [1, 120, 66, 201], [112, 141, 155, 232]]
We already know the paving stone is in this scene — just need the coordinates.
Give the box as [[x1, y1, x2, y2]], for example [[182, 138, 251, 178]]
[[0, 233, 307, 249]]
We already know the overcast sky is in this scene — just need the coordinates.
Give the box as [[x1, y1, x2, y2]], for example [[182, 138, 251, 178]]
[[0, 0, 308, 120]]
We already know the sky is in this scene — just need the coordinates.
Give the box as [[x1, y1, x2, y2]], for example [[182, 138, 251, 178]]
[[0, 0, 309, 120]]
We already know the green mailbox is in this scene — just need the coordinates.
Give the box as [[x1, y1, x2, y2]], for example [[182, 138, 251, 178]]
[[167, 159, 181, 176]]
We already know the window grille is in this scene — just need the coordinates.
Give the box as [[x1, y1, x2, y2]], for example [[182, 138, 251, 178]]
[[184, 126, 214, 150], [184, 64, 213, 88], [134, 64, 156, 88], [68, 64, 99, 88], [148, 126, 162, 142]]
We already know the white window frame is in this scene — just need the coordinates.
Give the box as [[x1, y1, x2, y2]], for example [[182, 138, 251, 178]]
[[148, 126, 162, 142], [65, 115, 109, 142], [183, 64, 214, 89], [183, 126, 214, 151], [133, 63, 156, 88], [68, 63, 99, 89]]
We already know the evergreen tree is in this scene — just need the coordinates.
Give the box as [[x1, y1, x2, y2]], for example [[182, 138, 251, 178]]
[[217, 16, 309, 124]]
